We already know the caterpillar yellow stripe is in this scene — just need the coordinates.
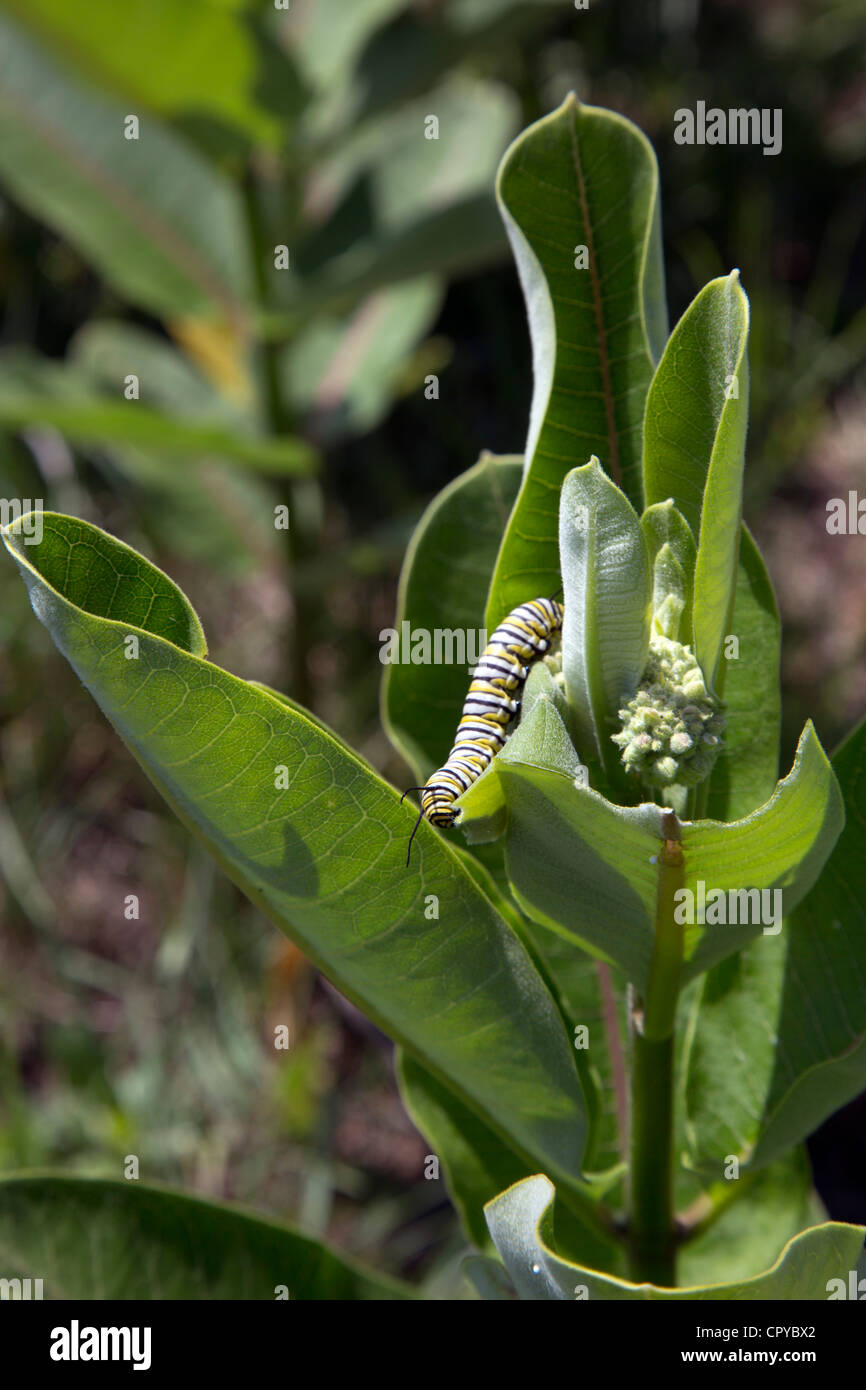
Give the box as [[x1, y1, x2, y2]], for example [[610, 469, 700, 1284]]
[[404, 596, 563, 864]]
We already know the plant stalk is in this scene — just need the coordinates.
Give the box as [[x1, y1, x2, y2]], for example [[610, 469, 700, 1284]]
[[628, 811, 685, 1286], [242, 163, 317, 708]]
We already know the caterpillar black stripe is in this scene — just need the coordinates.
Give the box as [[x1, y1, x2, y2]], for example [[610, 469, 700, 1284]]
[[403, 596, 563, 865]]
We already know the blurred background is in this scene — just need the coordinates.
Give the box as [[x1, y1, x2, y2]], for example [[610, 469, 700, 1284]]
[[0, 0, 864, 1294]]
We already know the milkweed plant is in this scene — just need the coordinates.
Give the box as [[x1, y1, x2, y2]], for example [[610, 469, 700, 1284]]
[[3, 96, 866, 1301]]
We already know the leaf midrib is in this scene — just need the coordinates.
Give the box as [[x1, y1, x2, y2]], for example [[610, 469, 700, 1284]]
[[567, 104, 620, 486], [0, 84, 247, 323]]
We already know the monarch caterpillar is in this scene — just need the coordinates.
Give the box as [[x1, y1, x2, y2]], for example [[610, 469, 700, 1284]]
[[403, 596, 564, 865]]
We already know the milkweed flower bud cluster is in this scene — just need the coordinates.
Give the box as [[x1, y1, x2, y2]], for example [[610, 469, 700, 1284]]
[[612, 635, 725, 789], [545, 647, 563, 680]]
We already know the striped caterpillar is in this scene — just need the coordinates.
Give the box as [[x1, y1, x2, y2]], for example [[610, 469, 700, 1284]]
[[403, 597, 563, 864]]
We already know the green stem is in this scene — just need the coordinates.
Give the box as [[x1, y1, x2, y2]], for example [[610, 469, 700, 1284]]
[[241, 166, 293, 437], [628, 811, 685, 1286], [691, 777, 709, 820], [241, 164, 317, 708], [629, 1031, 675, 1284]]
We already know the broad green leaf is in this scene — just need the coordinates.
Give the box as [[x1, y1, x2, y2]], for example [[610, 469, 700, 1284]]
[[486, 94, 667, 625], [558, 461, 651, 777], [2, 0, 301, 145], [462, 698, 664, 987], [448, 835, 609, 1079], [305, 75, 517, 239], [0, 1175, 410, 1299], [643, 272, 746, 534], [705, 525, 781, 821], [397, 1051, 531, 1251], [522, 931, 630, 1181], [687, 717, 866, 1173], [504, 694, 586, 782], [648, 543, 687, 640], [679, 722, 843, 981], [383, 452, 522, 782], [292, 76, 518, 311], [0, 350, 315, 474], [72, 322, 255, 427], [292, 0, 558, 141], [295, 195, 508, 317], [462, 805, 634, 1196], [452, 774, 509, 846], [682, 941, 787, 1177], [521, 658, 570, 726], [640, 499, 696, 568], [643, 273, 750, 687], [397, 1051, 624, 1275], [292, 0, 549, 143], [485, 1174, 865, 1300], [454, 691, 587, 850], [0, 13, 251, 320], [677, 1147, 817, 1287], [287, 0, 406, 103], [471, 1144, 817, 1290], [759, 894, 866, 1165], [283, 276, 443, 440], [1, 512, 587, 1185], [640, 499, 696, 646], [461, 703, 842, 991], [463, 1254, 517, 1300]]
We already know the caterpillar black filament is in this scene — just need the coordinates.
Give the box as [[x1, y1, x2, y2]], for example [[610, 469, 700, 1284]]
[[403, 597, 564, 865]]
